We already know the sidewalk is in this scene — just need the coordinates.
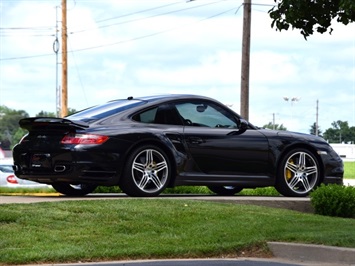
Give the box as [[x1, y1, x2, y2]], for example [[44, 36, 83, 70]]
[[344, 179, 355, 186], [268, 242, 355, 265]]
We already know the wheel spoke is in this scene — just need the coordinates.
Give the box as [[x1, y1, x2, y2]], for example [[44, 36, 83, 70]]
[[133, 162, 146, 173], [301, 176, 311, 191], [137, 173, 149, 189], [305, 165, 317, 175], [150, 173, 163, 189], [288, 174, 301, 188], [155, 161, 167, 173], [286, 161, 298, 173], [146, 149, 154, 165], [298, 152, 306, 167]]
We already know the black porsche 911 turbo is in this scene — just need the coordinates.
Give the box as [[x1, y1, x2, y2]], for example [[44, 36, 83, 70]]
[[13, 94, 343, 197]]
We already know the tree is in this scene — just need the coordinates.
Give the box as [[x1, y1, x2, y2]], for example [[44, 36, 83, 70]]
[[36, 111, 56, 117], [263, 122, 287, 131], [269, 0, 355, 39], [309, 122, 322, 136], [323, 120, 355, 143], [0, 106, 29, 149]]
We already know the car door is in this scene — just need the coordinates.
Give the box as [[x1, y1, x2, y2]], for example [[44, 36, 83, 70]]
[[175, 100, 270, 176]]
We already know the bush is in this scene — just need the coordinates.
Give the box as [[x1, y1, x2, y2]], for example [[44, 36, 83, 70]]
[[310, 184, 355, 218]]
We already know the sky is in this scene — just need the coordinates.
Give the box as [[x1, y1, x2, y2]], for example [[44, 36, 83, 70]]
[[0, 0, 355, 134]]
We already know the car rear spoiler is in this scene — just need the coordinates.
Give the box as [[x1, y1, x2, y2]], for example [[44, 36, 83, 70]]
[[19, 117, 89, 131]]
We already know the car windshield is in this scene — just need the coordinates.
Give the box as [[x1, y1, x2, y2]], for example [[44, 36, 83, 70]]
[[0, 165, 13, 173], [67, 99, 146, 122]]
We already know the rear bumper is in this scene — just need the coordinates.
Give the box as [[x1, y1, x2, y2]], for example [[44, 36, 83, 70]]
[[13, 150, 122, 186]]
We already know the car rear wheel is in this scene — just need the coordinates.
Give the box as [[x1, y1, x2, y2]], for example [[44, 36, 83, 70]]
[[52, 183, 97, 196], [120, 145, 171, 197], [207, 186, 243, 196], [276, 148, 320, 197]]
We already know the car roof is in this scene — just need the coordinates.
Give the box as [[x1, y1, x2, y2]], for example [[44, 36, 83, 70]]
[[116, 94, 216, 103], [0, 158, 14, 165]]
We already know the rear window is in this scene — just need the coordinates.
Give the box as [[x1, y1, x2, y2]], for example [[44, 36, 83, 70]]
[[67, 100, 145, 122]]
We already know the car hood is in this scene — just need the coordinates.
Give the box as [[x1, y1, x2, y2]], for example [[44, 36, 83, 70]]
[[259, 128, 327, 143]]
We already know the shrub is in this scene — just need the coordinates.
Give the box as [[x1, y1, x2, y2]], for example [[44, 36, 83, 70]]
[[310, 184, 355, 218]]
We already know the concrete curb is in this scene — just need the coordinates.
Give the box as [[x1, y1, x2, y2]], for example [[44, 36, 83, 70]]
[[267, 241, 355, 265]]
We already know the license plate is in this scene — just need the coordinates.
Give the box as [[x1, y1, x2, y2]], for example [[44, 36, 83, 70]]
[[31, 153, 51, 169]]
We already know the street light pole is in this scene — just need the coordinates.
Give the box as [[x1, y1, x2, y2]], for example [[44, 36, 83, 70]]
[[283, 96, 300, 129]]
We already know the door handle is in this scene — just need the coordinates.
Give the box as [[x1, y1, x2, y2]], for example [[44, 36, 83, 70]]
[[188, 137, 204, 144]]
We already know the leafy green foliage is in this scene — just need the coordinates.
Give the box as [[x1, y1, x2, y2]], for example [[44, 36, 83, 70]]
[[36, 110, 56, 117], [0, 106, 29, 149], [309, 122, 322, 136], [310, 184, 355, 218], [263, 122, 287, 131], [323, 120, 355, 143], [269, 0, 355, 39], [0, 106, 78, 149]]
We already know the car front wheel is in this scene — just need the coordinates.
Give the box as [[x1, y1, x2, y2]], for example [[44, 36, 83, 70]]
[[120, 145, 171, 197], [276, 149, 320, 197], [207, 186, 243, 196], [52, 183, 98, 196]]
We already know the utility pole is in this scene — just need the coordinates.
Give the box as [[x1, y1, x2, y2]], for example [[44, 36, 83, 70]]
[[61, 0, 68, 117], [54, 6, 60, 117], [240, 0, 251, 120]]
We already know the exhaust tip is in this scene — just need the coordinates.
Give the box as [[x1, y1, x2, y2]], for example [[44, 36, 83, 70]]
[[54, 165, 66, 173]]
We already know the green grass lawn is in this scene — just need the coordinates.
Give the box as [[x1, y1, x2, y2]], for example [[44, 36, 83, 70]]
[[0, 199, 354, 265], [344, 161, 355, 179]]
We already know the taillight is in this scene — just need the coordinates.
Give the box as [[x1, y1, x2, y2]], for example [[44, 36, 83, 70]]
[[61, 134, 109, 145], [7, 175, 18, 184]]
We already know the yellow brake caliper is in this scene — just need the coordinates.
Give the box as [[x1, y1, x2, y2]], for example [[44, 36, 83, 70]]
[[286, 159, 294, 180]]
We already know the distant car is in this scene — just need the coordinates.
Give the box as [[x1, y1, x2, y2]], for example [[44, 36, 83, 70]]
[[0, 147, 5, 159], [0, 159, 50, 188], [13, 94, 343, 197]]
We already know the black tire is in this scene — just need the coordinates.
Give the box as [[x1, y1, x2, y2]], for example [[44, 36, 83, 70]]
[[207, 186, 243, 196], [52, 183, 98, 196], [120, 145, 171, 197], [275, 148, 321, 197]]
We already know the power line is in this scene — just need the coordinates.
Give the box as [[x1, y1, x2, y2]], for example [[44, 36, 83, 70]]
[[69, 0, 233, 34], [0, 2, 239, 61], [70, 6, 238, 53]]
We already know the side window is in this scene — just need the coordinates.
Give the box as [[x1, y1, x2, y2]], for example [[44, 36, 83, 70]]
[[132, 107, 157, 123], [132, 104, 184, 126], [175, 101, 238, 128]]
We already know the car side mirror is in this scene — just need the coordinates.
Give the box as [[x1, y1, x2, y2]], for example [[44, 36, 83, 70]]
[[227, 119, 248, 136], [239, 119, 248, 133]]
